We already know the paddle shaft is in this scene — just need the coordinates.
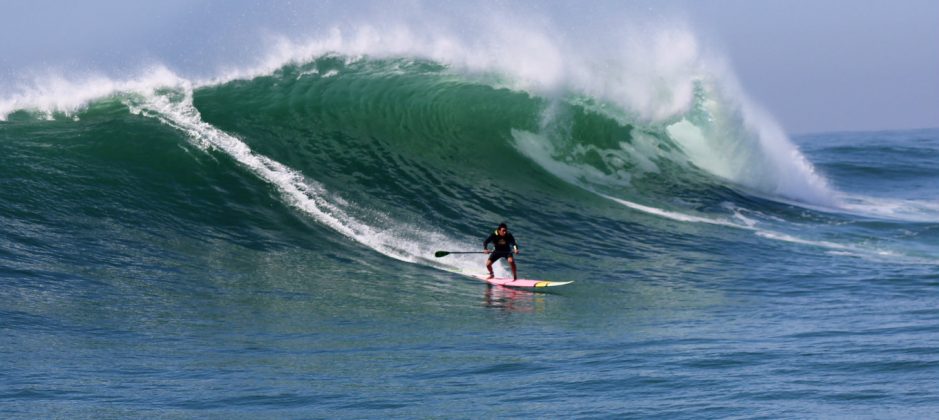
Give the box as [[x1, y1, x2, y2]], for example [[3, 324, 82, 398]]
[[434, 251, 482, 258], [434, 250, 519, 258]]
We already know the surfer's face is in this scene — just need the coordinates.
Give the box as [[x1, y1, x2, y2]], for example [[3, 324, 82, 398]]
[[498, 227, 507, 236]]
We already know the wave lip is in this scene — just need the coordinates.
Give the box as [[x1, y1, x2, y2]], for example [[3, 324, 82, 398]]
[[0, 66, 186, 121]]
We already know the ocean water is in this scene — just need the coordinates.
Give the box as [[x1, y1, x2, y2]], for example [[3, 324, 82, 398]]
[[3, 29, 939, 418]]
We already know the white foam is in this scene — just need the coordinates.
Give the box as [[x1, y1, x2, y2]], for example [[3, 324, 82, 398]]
[[721, 202, 761, 228], [0, 66, 184, 121], [755, 230, 851, 251], [600, 193, 926, 263], [596, 194, 735, 227], [113, 10, 698, 125], [661, 76, 836, 206], [837, 194, 939, 223]]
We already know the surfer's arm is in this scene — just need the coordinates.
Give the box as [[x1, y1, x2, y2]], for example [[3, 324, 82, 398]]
[[483, 233, 494, 251]]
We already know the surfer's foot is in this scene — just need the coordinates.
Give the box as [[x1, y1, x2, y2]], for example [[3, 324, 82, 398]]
[[486, 274, 494, 279]]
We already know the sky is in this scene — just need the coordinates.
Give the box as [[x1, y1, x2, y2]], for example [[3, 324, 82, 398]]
[[1, 0, 936, 134], [677, 0, 939, 133]]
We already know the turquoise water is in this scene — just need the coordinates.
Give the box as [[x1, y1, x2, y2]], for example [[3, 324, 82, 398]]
[[2, 55, 938, 418]]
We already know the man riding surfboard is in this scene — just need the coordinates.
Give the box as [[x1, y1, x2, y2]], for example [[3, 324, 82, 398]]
[[483, 222, 519, 280]]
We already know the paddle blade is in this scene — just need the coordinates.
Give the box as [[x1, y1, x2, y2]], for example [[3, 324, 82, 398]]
[[434, 251, 449, 258]]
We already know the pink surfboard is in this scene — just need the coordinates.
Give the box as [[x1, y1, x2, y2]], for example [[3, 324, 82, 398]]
[[472, 274, 573, 288]]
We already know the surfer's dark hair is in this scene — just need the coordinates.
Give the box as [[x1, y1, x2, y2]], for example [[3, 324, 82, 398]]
[[498, 222, 508, 230]]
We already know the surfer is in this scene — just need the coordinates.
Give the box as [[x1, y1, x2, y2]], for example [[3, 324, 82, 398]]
[[483, 222, 519, 280]]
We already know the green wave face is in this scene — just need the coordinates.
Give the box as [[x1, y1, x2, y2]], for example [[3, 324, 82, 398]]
[[189, 57, 738, 211]]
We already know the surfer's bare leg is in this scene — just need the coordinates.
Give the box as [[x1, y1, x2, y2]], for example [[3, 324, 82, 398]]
[[507, 256, 517, 280], [486, 259, 494, 279]]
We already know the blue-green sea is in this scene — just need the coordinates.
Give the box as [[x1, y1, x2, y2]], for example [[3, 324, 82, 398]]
[[2, 52, 938, 417]]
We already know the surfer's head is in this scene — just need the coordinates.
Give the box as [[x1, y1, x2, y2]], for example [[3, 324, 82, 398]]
[[497, 222, 508, 235]]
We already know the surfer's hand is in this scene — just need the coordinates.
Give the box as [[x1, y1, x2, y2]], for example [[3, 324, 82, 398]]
[[484, 249, 490, 254], [514, 249, 519, 255]]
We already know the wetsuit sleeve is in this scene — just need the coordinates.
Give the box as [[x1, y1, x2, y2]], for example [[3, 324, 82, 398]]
[[509, 233, 518, 250]]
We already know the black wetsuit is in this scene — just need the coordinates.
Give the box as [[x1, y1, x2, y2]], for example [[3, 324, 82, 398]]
[[484, 230, 518, 262]]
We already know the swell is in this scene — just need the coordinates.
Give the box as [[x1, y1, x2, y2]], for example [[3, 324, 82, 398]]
[[0, 58, 866, 229], [0, 57, 754, 277], [1, 55, 835, 219], [4, 56, 935, 267]]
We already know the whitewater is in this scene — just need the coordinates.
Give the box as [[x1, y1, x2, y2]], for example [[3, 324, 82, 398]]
[[3, 8, 939, 418]]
